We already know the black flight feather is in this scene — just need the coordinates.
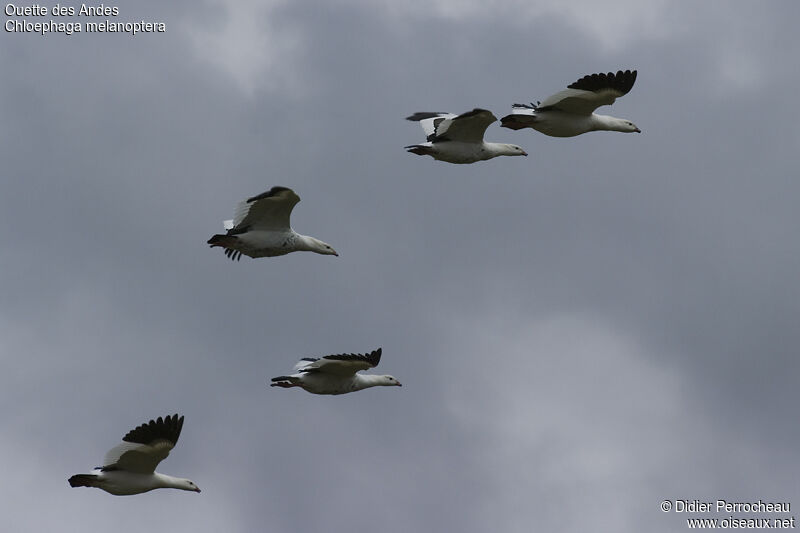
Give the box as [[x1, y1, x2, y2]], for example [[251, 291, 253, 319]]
[[452, 108, 491, 120], [567, 69, 637, 95], [122, 414, 184, 446], [406, 112, 446, 122], [246, 186, 292, 203], [322, 348, 382, 367]]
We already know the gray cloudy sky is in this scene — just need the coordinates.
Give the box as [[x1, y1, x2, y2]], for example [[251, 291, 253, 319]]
[[2, 1, 799, 531]]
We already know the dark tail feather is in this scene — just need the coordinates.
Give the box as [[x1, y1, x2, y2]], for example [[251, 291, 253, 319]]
[[499, 115, 532, 130], [405, 145, 433, 156], [208, 235, 243, 261], [271, 382, 299, 388], [207, 234, 234, 247], [270, 376, 301, 388], [68, 474, 99, 488]]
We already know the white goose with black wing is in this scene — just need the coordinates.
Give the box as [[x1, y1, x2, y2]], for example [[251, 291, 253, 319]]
[[207, 186, 338, 260], [68, 414, 200, 496], [271, 348, 402, 395], [501, 70, 640, 137], [405, 108, 527, 164]]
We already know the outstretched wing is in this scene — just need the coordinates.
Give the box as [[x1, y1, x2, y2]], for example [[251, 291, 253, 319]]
[[230, 186, 300, 231], [295, 348, 382, 376], [102, 414, 184, 474], [407, 109, 496, 143], [406, 112, 457, 139], [537, 69, 637, 115]]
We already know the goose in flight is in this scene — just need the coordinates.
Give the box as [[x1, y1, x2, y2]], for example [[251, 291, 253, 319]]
[[501, 70, 640, 137], [208, 186, 338, 260], [405, 108, 528, 164], [68, 414, 200, 496], [270, 348, 402, 395]]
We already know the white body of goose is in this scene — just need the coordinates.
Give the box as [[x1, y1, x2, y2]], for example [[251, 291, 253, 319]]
[[501, 70, 640, 137], [68, 414, 200, 496], [208, 186, 338, 260], [405, 108, 527, 164], [271, 348, 402, 395]]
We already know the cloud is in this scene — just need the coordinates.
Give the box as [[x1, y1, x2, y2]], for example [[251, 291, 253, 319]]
[[438, 310, 782, 532], [180, 0, 306, 95], [3, 2, 800, 532], [341, 0, 672, 51]]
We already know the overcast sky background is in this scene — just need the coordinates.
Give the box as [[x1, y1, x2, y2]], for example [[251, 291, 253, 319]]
[[2, 1, 799, 531]]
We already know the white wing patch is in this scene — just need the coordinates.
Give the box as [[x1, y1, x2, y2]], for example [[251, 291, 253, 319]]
[[418, 113, 456, 138], [538, 69, 638, 115], [538, 88, 620, 115], [103, 441, 142, 469], [432, 109, 496, 143], [102, 440, 174, 474], [231, 187, 300, 231], [295, 349, 381, 376], [407, 109, 496, 143]]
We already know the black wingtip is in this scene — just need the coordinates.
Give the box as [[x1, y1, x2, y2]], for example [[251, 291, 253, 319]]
[[122, 414, 184, 446], [567, 69, 637, 95], [246, 186, 293, 203], [321, 347, 383, 367], [406, 112, 445, 122], [454, 108, 492, 120], [369, 347, 382, 366]]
